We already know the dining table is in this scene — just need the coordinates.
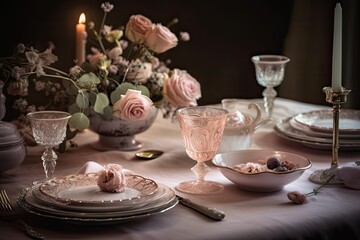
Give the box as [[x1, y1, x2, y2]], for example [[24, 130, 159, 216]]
[[0, 97, 359, 240]]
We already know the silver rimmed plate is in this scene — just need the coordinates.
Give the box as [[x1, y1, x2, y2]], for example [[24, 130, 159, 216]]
[[17, 183, 178, 225], [294, 109, 360, 134], [289, 117, 360, 139], [33, 183, 166, 212], [39, 173, 158, 206], [275, 117, 360, 150]]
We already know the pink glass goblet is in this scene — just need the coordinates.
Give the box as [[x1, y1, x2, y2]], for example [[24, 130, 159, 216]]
[[176, 106, 228, 194], [27, 111, 71, 179]]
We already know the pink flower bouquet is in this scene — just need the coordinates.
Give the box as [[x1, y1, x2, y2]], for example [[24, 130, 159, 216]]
[[0, 2, 202, 133]]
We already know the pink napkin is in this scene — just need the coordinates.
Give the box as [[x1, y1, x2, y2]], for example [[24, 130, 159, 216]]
[[337, 162, 360, 190], [77, 161, 134, 175], [77, 161, 105, 174]]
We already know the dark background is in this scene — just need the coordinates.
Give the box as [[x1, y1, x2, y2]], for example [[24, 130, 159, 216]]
[[0, 0, 359, 120]]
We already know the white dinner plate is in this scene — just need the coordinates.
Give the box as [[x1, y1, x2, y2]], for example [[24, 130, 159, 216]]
[[17, 183, 178, 225], [289, 117, 360, 139], [39, 173, 158, 206], [275, 117, 360, 151], [33, 183, 166, 212], [294, 109, 360, 134]]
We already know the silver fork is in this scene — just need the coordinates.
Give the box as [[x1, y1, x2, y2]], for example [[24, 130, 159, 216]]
[[0, 189, 45, 239]]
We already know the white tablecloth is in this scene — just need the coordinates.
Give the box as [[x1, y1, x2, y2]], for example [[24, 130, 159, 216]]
[[1, 98, 360, 240]]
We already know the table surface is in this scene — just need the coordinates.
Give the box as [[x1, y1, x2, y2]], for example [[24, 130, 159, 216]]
[[1, 98, 360, 240]]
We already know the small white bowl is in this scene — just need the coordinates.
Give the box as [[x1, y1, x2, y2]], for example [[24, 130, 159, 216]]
[[212, 149, 312, 192]]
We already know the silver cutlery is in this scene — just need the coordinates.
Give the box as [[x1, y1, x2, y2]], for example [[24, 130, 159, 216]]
[[176, 195, 225, 221], [0, 189, 45, 239]]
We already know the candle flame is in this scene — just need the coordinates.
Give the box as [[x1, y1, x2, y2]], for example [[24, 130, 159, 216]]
[[79, 13, 86, 24]]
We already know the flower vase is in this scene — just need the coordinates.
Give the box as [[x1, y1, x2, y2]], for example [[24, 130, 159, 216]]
[[88, 107, 158, 151]]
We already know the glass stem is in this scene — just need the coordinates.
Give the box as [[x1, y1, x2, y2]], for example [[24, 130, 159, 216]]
[[262, 86, 277, 118], [41, 146, 58, 179], [191, 162, 211, 182]]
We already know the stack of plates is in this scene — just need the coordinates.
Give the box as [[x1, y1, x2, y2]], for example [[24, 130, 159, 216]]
[[17, 173, 178, 225], [275, 109, 360, 150]]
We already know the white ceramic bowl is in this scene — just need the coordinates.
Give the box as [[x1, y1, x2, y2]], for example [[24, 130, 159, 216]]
[[212, 149, 312, 192]]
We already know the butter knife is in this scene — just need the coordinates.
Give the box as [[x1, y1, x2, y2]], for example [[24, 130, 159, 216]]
[[176, 195, 225, 221]]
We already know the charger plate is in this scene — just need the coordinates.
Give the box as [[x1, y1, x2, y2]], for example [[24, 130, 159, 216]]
[[17, 183, 177, 225], [39, 173, 158, 206]]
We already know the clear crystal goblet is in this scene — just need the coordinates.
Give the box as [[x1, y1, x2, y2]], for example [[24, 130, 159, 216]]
[[251, 55, 290, 118], [27, 111, 71, 179], [176, 106, 228, 194]]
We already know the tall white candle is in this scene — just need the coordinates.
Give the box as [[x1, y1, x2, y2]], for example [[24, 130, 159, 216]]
[[76, 13, 87, 65], [331, 3, 342, 92]]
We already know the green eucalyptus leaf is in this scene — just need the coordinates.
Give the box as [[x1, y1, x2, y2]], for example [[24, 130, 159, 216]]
[[94, 92, 110, 114], [75, 92, 89, 109], [110, 87, 122, 105], [136, 85, 150, 98], [89, 92, 97, 106], [68, 103, 80, 114], [118, 82, 136, 95], [102, 106, 114, 121], [68, 112, 90, 131], [83, 107, 90, 116]]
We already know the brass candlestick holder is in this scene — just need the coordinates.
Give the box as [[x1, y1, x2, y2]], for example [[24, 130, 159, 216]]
[[309, 86, 351, 184]]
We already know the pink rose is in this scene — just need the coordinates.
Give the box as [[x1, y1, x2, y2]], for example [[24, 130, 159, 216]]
[[287, 191, 307, 204], [125, 14, 153, 44], [113, 89, 153, 121], [126, 59, 152, 83], [97, 164, 127, 193], [146, 24, 178, 53], [163, 69, 201, 108]]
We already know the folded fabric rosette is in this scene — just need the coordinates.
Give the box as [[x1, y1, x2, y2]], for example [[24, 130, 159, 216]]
[[78, 161, 134, 193]]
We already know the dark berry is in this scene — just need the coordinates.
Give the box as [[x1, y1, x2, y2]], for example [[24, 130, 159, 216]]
[[281, 160, 296, 170], [267, 157, 281, 170], [275, 166, 288, 172]]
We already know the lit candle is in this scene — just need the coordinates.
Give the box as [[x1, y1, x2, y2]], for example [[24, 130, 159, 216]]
[[331, 3, 342, 92], [76, 13, 87, 65]]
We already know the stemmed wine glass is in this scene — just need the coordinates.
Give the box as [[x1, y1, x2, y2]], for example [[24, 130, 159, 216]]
[[176, 106, 228, 194], [27, 111, 71, 179], [251, 55, 290, 118]]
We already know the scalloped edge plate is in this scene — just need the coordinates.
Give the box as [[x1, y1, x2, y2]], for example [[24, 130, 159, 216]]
[[294, 109, 360, 134], [39, 173, 158, 206]]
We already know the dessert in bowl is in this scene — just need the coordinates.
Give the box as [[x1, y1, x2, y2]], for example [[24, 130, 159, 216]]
[[212, 149, 312, 192]]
